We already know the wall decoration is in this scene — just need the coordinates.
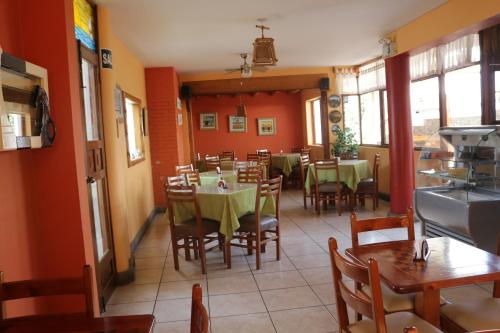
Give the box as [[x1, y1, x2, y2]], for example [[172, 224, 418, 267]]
[[74, 0, 96, 51], [141, 107, 149, 136], [176, 97, 182, 110], [114, 85, 123, 121], [100, 48, 112, 69], [229, 116, 247, 132], [328, 110, 342, 123], [177, 113, 183, 126], [328, 94, 341, 108], [257, 117, 276, 136], [200, 113, 218, 130]]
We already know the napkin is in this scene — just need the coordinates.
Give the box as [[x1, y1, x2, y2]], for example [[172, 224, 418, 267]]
[[216, 166, 221, 174], [414, 238, 430, 261]]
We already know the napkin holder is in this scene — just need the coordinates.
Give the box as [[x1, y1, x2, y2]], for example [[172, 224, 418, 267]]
[[413, 239, 430, 262], [217, 179, 228, 189]]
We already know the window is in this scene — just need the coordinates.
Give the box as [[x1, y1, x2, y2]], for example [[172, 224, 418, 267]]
[[124, 93, 145, 165], [342, 95, 361, 143], [410, 77, 440, 147], [312, 99, 322, 145], [444, 65, 481, 126], [360, 91, 382, 145], [496, 71, 500, 121]]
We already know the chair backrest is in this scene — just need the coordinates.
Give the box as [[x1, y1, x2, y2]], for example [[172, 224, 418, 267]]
[[205, 155, 220, 171], [167, 175, 188, 187], [350, 207, 415, 248], [328, 238, 387, 333], [314, 159, 340, 190], [301, 147, 311, 157], [0, 265, 94, 320], [166, 185, 203, 229], [256, 149, 269, 156], [237, 167, 262, 183], [255, 176, 282, 222], [234, 161, 250, 170], [247, 153, 260, 162], [185, 170, 201, 186], [220, 151, 235, 160], [176, 164, 194, 175], [190, 283, 209, 333], [299, 154, 311, 183], [373, 153, 381, 182]]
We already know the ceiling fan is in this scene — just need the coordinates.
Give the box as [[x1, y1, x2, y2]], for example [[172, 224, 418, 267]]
[[225, 53, 267, 78]]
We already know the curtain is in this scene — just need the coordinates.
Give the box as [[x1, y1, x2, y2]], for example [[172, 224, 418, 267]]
[[358, 59, 386, 94], [410, 33, 480, 79], [336, 68, 358, 95]]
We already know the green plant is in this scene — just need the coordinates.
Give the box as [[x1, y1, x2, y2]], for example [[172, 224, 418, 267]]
[[331, 127, 359, 157]]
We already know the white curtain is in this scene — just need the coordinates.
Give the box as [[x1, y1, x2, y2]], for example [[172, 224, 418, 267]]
[[358, 59, 386, 94], [336, 72, 358, 94], [410, 33, 480, 79]]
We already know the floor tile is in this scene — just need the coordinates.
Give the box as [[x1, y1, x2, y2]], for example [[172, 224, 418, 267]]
[[154, 297, 208, 322], [103, 301, 154, 316], [157, 279, 207, 300], [261, 286, 322, 311], [209, 292, 267, 317], [134, 268, 163, 284], [208, 274, 258, 295], [270, 306, 338, 333], [154, 321, 190, 333], [108, 283, 158, 304], [299, 267, 332, 285], [311, 283, 336, 305], [289, 253, 331, 269], [254, 270, 307, 291], [135, 256, 166, 269], [134, 246, 168, 258], [211, 313, 275, 333], [163, 264, 206, 282]]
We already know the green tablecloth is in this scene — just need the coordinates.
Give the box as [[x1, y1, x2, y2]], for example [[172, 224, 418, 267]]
[[199, 170, 238, 185], [171, 183, 275, 239], [272, 153, 301, 177], [305, 160, 371, 193]]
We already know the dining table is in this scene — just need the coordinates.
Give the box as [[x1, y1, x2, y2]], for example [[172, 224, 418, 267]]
[[304, 159, 370, 193], [195, 159, 234, 172], [198, 170, 238, 185], [345, 237, 500, 327], [171, 183, 275, 239], [271, 153, 301, 177], [0, 314, 154, 333]]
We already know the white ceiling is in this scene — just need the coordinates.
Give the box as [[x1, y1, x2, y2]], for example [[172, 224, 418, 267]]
[[95, 0, 447, 73]]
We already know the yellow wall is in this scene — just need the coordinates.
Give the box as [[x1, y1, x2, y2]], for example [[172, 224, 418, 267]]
[[98, 6, 155, 272]]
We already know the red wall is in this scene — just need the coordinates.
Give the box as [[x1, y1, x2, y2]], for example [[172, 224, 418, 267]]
[[0, 0, 93, 317], [192, 93, 303, 159]]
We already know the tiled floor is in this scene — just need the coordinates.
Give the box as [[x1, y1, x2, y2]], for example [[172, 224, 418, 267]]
[[104, 190, 492, 333]]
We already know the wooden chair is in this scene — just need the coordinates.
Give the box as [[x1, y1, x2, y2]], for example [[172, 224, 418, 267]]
[[167, 175, 188, 186], [292, 147, 311, 159], [220, 151, 235, 161], [234, 161, 250, 170], [314, 159, 348, 215], [299, 154, 314, 209], [247, 153, 260, 163], [0, 265, 93, 321], [166, 185, 222, 274], [237, 167, 262, 183], [350, 208, 418, 316], [226, 176, 282, 270], [204, 155, 220, 171], [177, 164, 194, 175], [355, 153, 380, 210], [190, 284, 208, 333], [185, 170, 201, 186], [328, 237, 442, 333], [256, 149, 270, 155], [440, 233, 500, 333]]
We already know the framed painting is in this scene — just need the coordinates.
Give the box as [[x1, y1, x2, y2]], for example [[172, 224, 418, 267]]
[[229, 116, 247, 133], [257, 117, 276, 136], [200, 113, 218, 130]]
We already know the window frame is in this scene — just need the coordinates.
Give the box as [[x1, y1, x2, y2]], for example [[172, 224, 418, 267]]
[[310, 98, 323, 146], [122, 92, 146, 167]]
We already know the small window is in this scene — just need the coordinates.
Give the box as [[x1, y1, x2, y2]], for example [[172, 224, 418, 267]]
[[445, 65, 481, 126], [410, 77, 440, 148], [311, 99, 322, 145], [123, 93, 145, 166], [360, 91, 382, 145], [495, 71, 500, 122], [343, 95, 361, 143]]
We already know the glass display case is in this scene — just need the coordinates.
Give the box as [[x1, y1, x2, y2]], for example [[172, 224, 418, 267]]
[[415, 126, 500, 253]]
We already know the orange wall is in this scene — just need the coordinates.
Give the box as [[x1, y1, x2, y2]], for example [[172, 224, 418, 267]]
[[191, 93, 303, 159], [0, 0, 96, 317]]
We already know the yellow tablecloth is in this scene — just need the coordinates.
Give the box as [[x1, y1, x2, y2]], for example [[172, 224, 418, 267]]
[[272, 153, 301, 177], [171, 183, 275, 239], [305, 160, 371, 193]]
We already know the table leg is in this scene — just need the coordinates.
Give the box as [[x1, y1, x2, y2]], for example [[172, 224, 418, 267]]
[[415, 289, 440, 327]]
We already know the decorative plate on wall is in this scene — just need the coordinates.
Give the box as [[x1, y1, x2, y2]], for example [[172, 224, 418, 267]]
[[328, 95, 341, 108], [328, 110, 342, 123]]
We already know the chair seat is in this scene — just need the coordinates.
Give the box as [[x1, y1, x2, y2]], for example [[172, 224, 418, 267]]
[[441, 297, 500, 331], [238, 214, 278, 232], [356, 179, 375, 192], [361, 284, 446, 313], [174, 218, 220, 237], [318, 182, 343, 193], [348, 311, 442, 333]]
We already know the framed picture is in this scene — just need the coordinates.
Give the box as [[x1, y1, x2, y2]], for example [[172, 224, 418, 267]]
[[257, 117, 276, 136], [228, 116, 247, 133], [200, 113, 218, 130]]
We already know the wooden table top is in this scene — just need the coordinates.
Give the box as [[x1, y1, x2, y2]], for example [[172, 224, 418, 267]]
[[0, 314, 154, 333], [345, 237, 500, 293]]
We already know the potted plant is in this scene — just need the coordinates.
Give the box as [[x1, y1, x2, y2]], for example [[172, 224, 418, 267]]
[[331, 127, 359, 159]]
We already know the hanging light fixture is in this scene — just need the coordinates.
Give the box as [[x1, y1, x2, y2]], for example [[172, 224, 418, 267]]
[[235, 92, 247, 117], [253, 19, 278, 66]]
